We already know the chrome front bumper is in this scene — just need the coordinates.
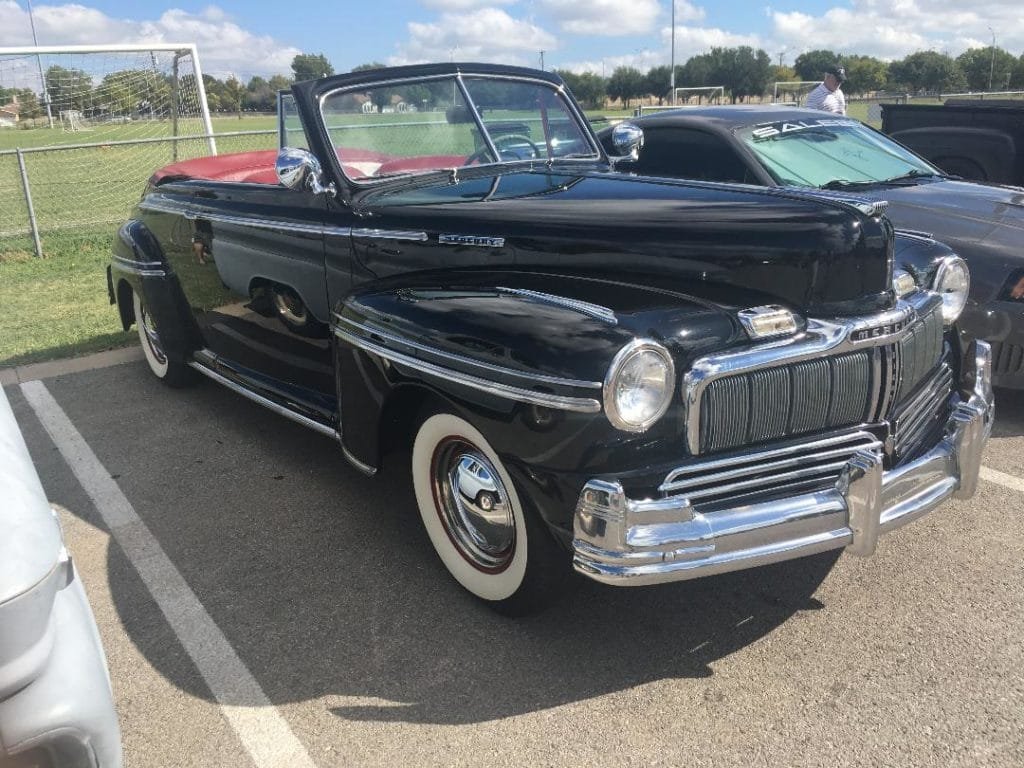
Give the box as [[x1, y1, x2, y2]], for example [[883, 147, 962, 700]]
[[572, 341, 994, 587]]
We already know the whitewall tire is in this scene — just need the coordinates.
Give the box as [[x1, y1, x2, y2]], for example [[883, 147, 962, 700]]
[[411, 412, 565, 613]]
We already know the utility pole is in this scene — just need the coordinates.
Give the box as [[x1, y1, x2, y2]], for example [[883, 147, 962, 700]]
[[988, 27, 996, 91], [670, 0, 676, 105], [26, 0, 54, 128], [539, 51, 545, 71]]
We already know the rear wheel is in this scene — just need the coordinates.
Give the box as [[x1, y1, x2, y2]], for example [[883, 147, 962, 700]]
[[411, 412, 567, 615], [133, 290, 194, 387]]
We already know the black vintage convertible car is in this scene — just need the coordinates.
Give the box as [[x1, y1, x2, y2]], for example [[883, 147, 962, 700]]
[[108, 64, 992, 615], [598, 106, 1024, 389]]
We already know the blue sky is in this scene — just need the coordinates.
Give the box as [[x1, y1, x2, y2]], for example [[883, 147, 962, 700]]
[[1, 1, 1022, 80]]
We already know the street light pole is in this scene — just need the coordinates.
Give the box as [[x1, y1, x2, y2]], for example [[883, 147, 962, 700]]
[[988, 26, 996, 92], [670, 1, 676, 105]]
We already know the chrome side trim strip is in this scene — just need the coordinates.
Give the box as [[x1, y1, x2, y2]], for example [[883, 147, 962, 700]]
[[139, 199, 351, 238], [352, 228, 428, 242], [334, 313, 603, 390], [187, 360, 338, 439], [111, 255, 167, 277], [497, 287, 617, 325], [334, 326, 602, 413]]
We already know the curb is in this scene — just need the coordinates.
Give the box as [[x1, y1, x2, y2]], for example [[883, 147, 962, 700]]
[[0, 345, 143, 386]]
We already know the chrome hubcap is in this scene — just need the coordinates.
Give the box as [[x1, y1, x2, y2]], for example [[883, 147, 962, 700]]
[[431, 439, 515, 572], [273, 289, 308, 327], [139, 302, 167, 365]]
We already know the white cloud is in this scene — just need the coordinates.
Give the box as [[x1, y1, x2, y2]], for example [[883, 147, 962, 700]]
[[421, 0, 516, 9], [392, 8, 556, 66], [0, 2, 302, 78], [537, 0, 661, 36], [769, 1, 1024, 61]]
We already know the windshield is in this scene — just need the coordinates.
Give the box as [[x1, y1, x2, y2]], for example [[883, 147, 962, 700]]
[[737, 118, 941, 188], [319, 75, 597, 182]]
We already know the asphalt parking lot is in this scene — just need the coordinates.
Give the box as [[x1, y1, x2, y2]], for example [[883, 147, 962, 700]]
[[5, 351, 1024, 768]]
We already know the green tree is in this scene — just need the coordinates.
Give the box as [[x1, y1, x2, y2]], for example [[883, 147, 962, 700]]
[[555, 70, 607, 109], [643, 65, 671, 104], [1014, 55, 1024, 89], [888, 51, 965, 93], [201, 74, 225, 112], [956, 47, 1017, 91], [793, 49, 840, 82], [680, 54, 714, 88], [606, 66, 645, 108], [96, 69, 153, 115], [44, 65, 93, 111], [351, 62, 386, 73], [268, 74, 293, 92], [244, 76, 274, 112], [292, 53, 334, 81], [223, 76, 245, 119], [770, 64, 797, 84], [708, 46, 772, 103], [843, 55, 888, 95]]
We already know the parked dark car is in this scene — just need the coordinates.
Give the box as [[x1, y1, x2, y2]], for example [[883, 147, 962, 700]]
[[600, 106, 1024, 388], [881, 100, 1024, 185], [107, 64, 992, 615]]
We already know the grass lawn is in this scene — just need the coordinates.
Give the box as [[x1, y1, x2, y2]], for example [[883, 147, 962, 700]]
[[0, 231, 134, 367]]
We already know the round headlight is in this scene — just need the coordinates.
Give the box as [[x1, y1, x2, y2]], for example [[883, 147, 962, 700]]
[[932, 256, 970, 325], [604, 340, 675, 432]]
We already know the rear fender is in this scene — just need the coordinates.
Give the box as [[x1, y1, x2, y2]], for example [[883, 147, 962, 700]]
[[111, 220, 202, 363]]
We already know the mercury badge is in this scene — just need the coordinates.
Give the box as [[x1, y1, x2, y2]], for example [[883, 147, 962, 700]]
[[850, 319, 908, 342], [439, 234, 505, 248]]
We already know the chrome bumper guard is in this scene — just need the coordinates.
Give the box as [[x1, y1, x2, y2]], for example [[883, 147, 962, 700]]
[[572, 341, 994, 586]]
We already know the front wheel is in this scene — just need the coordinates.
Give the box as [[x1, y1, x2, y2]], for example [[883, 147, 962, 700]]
[[411, 412, 567, 615], [133, 290, 194, 388]]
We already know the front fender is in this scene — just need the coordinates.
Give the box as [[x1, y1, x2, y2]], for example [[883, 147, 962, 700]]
[[331, 270, 741, 513]]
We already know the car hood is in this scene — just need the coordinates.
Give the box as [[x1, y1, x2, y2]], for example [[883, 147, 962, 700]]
[[850, 179, 1024, 256], [355, 167, 896, 316]]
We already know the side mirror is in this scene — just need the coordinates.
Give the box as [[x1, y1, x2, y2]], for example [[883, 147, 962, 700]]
[[611, 122, 645, 160], [276, 147, 336, 196]]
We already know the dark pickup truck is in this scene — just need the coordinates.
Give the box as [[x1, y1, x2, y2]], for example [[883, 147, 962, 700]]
[[882, 100, 1024, 185]]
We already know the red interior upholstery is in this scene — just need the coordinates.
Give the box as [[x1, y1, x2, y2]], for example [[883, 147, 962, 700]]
[[147, 147, 455, 186], [150, 150, 278, 185]]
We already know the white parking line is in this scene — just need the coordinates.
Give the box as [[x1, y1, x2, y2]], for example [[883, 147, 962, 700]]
[[980, 466, 1024, 494], [20, 380, 317, 768]]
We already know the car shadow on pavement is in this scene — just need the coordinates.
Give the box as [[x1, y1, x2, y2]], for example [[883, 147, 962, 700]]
[[33, 366, 840, 727]]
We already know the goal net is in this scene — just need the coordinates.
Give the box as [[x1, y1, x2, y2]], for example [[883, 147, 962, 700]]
[[0, 44, 216, 247], [772, 81, 820, 106], [672, 86, 724, 105]]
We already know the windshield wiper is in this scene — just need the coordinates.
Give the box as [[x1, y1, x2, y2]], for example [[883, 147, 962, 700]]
[[820, 171, 937, 190], [880, 169, 945, 184], [820, 178, 879, 190]]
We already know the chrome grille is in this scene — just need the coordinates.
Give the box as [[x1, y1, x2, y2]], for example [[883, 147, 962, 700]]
[[894, 302, 944, 401], [699, 352, 873, 453], [661, 430, 882, 512], [892, 359, 953, 460], [696, 300, 946, 455]]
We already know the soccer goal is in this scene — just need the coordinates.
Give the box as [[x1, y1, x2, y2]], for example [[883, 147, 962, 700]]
[[672, 86, 724, 105], [772, 81, 820, 106], [59, 109, 91, 132], [0, 44, 218, 255]]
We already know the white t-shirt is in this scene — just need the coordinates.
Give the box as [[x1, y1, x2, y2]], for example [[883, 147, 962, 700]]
[[805, 82, 846, 115]]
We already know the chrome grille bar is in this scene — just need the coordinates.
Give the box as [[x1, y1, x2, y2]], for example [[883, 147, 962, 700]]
[[661, 429, 882, 510], [893, 361, 953, 459]]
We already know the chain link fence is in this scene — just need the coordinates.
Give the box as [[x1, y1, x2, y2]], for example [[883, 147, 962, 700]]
[[0, 127, 277, 258]]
